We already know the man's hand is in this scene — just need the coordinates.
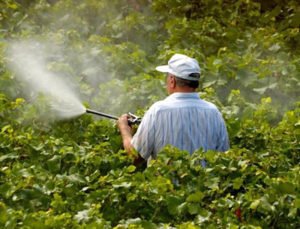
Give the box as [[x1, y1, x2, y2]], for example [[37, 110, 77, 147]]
[[117, 114, 131, 132]]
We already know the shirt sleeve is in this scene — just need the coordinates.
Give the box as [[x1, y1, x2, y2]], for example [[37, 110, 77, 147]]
[[131, 108, 156, 160], [216, 111, 230, 152]]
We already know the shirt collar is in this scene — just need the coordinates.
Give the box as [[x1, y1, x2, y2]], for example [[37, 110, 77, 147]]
[[166, 92, 200, 100]]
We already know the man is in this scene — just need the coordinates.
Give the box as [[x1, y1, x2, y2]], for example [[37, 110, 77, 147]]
[[117, 54, 229, 165]]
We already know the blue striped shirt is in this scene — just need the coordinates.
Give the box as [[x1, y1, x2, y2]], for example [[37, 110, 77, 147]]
[[131, 93, 229, 165]]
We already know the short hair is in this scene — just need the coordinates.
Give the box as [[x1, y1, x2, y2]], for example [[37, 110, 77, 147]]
[[175, 73, 200, 89]]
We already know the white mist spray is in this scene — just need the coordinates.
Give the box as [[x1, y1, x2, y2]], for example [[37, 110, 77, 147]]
[[7, 41, 86, 119]]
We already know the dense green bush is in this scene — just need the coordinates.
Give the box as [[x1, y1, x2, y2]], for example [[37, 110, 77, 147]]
[[0, 95, 299, 228]]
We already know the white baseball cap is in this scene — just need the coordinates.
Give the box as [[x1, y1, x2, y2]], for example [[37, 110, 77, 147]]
[[156, 54, 201, 81]]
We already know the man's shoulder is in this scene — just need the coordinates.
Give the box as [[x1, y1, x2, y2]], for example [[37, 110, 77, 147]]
[[147, 100, 166, 112], [200, 99, 219, 110]]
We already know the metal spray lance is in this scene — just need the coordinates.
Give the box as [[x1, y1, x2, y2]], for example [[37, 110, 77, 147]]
[[85, 108, 141, 125]]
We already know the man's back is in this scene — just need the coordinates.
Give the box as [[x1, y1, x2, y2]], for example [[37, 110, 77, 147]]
[[131, 92, 229, 164]]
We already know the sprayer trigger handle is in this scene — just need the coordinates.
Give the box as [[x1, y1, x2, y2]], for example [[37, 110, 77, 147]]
[[128, 112, 142, 125]]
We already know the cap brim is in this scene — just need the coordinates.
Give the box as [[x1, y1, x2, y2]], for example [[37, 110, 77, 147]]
[[155, 65, 170, 73]]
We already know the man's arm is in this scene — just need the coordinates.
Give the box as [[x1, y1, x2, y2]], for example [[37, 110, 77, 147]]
[[117, 114, 144, 164], [216, 112, 230, 152]]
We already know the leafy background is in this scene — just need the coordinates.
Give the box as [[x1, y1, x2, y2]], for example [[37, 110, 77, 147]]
[[0, 0, 299, 228]]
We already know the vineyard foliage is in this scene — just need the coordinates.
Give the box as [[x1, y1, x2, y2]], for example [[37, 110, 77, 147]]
[[0, 0, 299, 228]]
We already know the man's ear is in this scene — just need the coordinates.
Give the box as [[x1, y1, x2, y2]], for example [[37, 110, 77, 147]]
[[170, 75, 176, 88]]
